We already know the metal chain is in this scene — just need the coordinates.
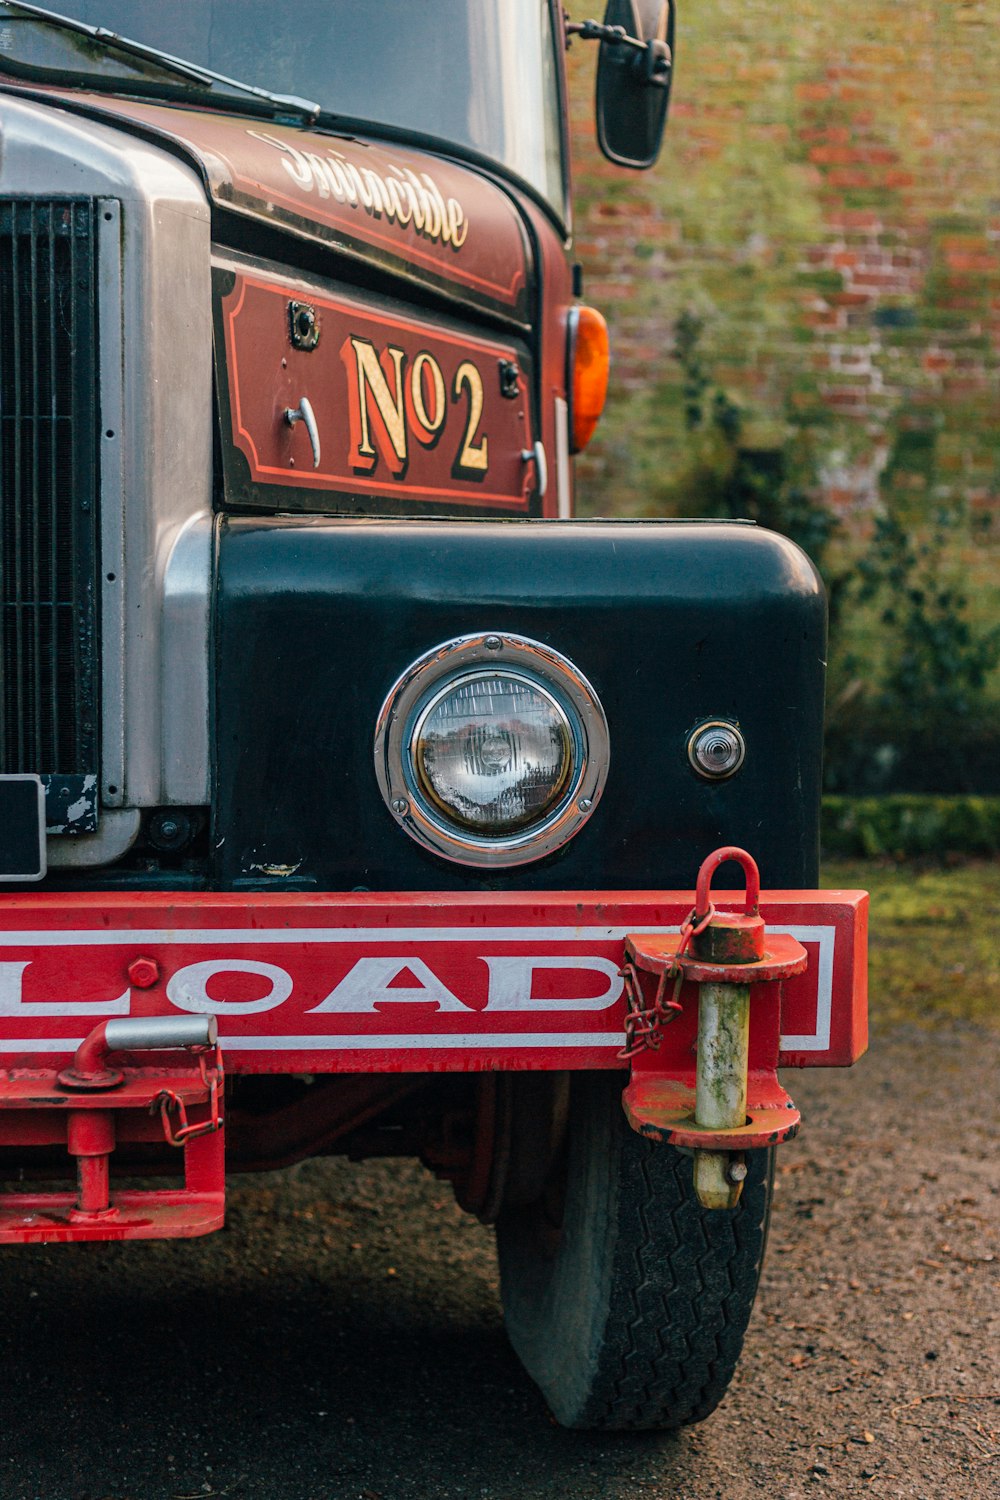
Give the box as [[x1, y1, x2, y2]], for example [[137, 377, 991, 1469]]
[[617, 904, 715, 1059], [152, 1043, 224, 1148]]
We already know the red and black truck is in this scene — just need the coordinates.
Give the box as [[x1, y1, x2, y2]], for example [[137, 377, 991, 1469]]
[[0, 1, 867, 1430]]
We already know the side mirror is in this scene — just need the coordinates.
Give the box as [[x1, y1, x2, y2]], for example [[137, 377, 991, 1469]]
[[596, 0, 674, 170]]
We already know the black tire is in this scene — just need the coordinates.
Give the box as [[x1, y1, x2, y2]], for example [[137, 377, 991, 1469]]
[[496, 1071, 774, 1431]]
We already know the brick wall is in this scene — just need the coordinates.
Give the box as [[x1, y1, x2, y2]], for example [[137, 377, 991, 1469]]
[[565, 0, 1000, 529]]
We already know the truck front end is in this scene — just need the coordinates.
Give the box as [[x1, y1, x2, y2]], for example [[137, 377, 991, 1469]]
[[0, 0, 866, 1430]]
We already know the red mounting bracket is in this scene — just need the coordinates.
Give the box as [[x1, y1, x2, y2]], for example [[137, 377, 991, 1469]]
[[0, 1017, 225, 1244], [621, 846, 808, 1155], [622, 1071, 801, 1150]]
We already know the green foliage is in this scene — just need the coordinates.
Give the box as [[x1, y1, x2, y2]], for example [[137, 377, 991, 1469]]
[[659, 313, 1000, 795], [854, 508, 1000, 725], [667, 311, 840, 571], [827, 502, 1000, 792], [823, 795, 1000, 859]]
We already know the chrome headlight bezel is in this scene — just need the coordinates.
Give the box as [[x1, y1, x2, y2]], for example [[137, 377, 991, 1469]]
[[374, 632, 610, 867]]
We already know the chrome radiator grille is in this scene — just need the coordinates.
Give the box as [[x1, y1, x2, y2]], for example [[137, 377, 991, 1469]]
[[0, 199, 100, 830]]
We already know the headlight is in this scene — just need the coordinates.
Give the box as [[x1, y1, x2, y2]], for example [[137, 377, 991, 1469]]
[[414, 671, 573, 832], [374, 633, 609, 867]]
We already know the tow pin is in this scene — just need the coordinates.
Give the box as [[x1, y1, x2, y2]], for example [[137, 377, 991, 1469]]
[[622, 846, 809, 1211], [687, 848, 806, 1209], [688, 850, 767, 1209]]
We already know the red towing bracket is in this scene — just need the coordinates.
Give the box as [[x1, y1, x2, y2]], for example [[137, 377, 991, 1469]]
[[623, 848, 827, 1209], [0, 1017, 224, 1243]]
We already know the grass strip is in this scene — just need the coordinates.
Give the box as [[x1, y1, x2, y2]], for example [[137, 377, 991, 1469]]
[[823, 857, 999, 1030]]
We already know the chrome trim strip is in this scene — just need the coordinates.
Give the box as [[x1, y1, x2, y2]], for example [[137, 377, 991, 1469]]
[[46, 809, 141, 867], [161, 513, 212, 803], [0, 95, 213, 863], [97, 198, 125, 807], [554, 395, 571, 518]]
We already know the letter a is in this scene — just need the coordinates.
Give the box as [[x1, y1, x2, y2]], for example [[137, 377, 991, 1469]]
[[309, 957, 468, 1013]]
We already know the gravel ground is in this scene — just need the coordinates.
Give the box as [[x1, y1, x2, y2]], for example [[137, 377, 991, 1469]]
[[1, 1021, 997, 1500]]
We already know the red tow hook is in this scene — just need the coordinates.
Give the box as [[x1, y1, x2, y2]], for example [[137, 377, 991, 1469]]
[[55, 1017, 221, 1223], [622, 847, 808, 1209]]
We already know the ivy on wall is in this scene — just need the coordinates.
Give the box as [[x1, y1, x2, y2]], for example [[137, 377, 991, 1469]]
[[564, 0, 1000, 792]]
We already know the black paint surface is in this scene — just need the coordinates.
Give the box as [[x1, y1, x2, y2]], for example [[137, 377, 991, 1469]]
[[213, 519, 826, 892]]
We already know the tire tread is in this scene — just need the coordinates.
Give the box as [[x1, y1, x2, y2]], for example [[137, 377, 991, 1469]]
[[497, 1074, 772, 1431], [585, 1135, 770, 1429]]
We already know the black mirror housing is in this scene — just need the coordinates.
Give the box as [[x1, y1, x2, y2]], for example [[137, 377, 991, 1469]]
[[596, 0, 675, 170]]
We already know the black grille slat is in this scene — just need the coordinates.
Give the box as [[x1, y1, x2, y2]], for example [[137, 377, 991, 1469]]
[[0, 198, 100, 799], [30, 204, 42, 770]]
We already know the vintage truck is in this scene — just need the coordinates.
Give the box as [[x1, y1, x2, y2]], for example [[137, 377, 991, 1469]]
[[0, 0, 867, 1431]]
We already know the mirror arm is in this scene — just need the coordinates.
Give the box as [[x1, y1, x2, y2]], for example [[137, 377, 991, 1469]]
[[566, 19, 645, 51], [565, 16, 672, 83]]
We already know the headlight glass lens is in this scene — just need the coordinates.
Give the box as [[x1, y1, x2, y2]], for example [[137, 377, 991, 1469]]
[[413, 671, 574, 834]]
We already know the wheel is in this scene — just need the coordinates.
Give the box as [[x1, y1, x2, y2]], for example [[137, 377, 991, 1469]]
[[496, 1071, 774, 1431]]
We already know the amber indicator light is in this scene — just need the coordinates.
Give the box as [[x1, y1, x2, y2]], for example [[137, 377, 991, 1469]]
[[569, 306, 610, 453]]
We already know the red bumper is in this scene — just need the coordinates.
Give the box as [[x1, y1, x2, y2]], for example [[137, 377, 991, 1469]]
[[0, 888, 867, 1073], [0, 887, 867, 1243]]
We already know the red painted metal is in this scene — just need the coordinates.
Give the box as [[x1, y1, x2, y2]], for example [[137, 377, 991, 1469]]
[[67, 1111, 116, 1215], [622, 1073, 800, 1149], [691, 845, 766, 962], [22, 92, 533, 319], [155, 1045, 224, 1147], [0, 889, 867, 1072], [0, 1059, 225, 1244], [57, 1021, 125, 1090], [72, 1150, 112, 1218], [625, 930, 809, 986], [128, 957, 160, 990], [622, 941, 801, 1147], [621, 846, 811, 1149], [0, 1177, 224, 1243], [695, 845, 761, 915], [221, 272, 534, 509]]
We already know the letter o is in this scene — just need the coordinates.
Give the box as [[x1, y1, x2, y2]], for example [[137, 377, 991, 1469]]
[[167, 960, 293, 1015], [410, 352, 446, 442]]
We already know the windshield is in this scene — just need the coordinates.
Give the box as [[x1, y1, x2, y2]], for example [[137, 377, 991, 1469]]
[[0, 0, 566, 213]]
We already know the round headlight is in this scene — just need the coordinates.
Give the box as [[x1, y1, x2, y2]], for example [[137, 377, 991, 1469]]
[[375, 634, 609, 867], [414, 671, 573, 833]]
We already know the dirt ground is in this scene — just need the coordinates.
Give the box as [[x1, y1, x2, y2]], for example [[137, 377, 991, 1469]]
[[0, 1018, 996, 1500]]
